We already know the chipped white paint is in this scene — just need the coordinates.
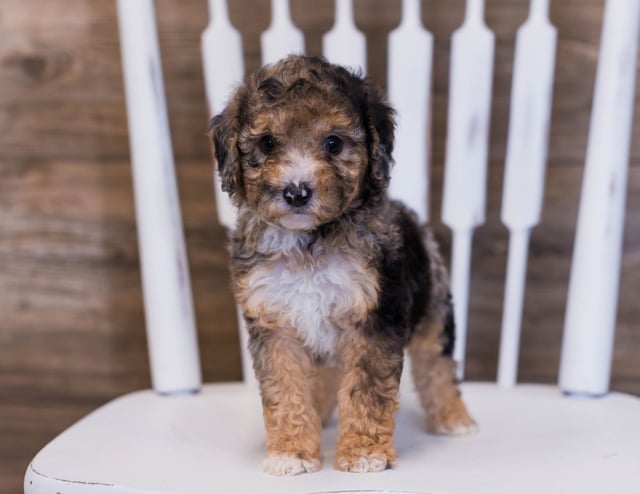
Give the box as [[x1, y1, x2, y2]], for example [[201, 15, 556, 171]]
[[116, 0, 201, 394], [322, 0, 366, 73], [261, 0, 305, 66], [441, 0, 495, 378], [497, 0, 557, 388], [202, 0, 243, 230], [388, 0, 433, 222], [560, 0, 640, 396]]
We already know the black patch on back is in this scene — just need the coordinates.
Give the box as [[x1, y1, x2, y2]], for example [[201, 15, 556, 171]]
[[442, 292, 455, 357], [372, 207, 430, 344]]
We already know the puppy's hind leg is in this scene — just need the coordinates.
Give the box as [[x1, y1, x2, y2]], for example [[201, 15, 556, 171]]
[[408, 314, 477, 436]]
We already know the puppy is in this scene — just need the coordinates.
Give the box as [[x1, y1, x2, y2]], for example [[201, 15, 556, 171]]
[[210, 55, 475, 476]]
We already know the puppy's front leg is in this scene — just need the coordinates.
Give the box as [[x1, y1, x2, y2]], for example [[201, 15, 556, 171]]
[[335, 328, 403, 472], [249, 326, 322, 476]]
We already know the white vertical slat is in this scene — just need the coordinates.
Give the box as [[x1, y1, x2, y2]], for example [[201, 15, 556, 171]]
[[322, 0, 366, 73], [497, 0, 557, 388], [201, 0, 257, 388], [441, 0, 495, 378], [498, 229, 530, 385], [201, 0, 243, 230], [388, 0, 433, 223], [261, 0, 305, 65], [559, 0, 640, 396], [116, 0, 201, 394]]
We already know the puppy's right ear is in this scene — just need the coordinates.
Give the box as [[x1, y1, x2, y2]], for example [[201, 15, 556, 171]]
[[209, 91, 245, 204]]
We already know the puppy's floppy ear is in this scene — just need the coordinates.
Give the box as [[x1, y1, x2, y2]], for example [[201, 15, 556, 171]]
[[209, 88, 246, 204], [358, 78, 396, 203]]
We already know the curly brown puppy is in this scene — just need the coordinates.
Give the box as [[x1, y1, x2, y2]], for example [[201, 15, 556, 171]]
[[210, 55, 476, 476]]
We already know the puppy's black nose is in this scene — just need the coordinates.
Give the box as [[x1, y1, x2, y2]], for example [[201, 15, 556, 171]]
[[282, 182, 313, 207]]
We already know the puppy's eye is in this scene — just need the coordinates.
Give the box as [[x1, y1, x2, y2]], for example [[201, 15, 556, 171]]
[[259, 135, 276, 154], [323, 135, 343, 155]]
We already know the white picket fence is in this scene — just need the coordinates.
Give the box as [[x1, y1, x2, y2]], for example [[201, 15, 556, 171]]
[[118, 0, 639, 397]]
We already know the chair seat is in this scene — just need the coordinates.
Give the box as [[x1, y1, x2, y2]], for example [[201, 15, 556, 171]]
[[25, 382, 640, 494]]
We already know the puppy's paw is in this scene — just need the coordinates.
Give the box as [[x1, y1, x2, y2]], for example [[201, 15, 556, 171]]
[[263, 454, 321, 476], [427, 416, 477, 436], [335, 444, 397, 473], [426, 396, 477, 436]]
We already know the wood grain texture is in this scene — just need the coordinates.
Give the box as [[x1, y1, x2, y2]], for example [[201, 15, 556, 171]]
[[0, 1, 638, 492]]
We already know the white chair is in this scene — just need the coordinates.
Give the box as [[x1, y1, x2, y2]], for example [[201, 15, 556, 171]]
[[24, 0, 640, 493]]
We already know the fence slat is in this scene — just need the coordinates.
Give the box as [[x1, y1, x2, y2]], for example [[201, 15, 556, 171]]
[[202, 0, 257, 387], [441, 0, 495, 378], [323, 0, 366, 73], [116, 0, 201, 394], [559, 0, 640, 396], [388, 0, 433, 223], [497, 0, 556, 388], [261, 0, 305, 65], [202, 0, 244, 230]]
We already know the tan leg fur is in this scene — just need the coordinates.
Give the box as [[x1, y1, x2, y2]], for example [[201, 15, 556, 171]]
[[409, 319, 477, 435], [250, 328, 322, 476], [335, 328, 403, 473]]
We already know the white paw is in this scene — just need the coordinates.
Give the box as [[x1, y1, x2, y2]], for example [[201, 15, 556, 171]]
[[337, 454, 389, 473], [432, 420, 478, 436], [263, 454, 321, 476]]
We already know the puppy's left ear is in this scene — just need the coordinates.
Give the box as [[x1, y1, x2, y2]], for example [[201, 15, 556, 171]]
[[360, 79, 395, 202], [209, 87, 247, 205]]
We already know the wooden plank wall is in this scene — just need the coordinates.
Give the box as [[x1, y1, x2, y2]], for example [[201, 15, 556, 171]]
[[0, 0, 638, 491]]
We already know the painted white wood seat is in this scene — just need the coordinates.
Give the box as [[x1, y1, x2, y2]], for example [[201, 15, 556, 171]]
[[25, 0, 640, 493], [25, 383, 640, 493]]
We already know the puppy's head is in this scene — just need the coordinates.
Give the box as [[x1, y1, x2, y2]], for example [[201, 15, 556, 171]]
[[210, 55, 395, 231]]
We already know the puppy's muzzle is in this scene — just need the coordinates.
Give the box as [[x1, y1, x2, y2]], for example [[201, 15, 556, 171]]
[[283, 182, 313, 208]]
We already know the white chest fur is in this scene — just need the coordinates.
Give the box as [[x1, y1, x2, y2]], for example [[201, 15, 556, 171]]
[[239, 228, 379, 358]]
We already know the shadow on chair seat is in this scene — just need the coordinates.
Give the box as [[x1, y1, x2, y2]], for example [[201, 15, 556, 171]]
[[25, 382, 640, 494]]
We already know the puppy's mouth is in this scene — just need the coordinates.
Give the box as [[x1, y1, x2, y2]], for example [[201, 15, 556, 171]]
[[278, 212, 316, 231]]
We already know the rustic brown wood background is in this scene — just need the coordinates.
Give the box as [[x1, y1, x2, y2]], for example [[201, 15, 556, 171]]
[[1, 0, 639, 492]]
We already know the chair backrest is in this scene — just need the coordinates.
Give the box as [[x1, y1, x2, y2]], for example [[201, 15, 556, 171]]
[[117, 0, 639, 397]]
